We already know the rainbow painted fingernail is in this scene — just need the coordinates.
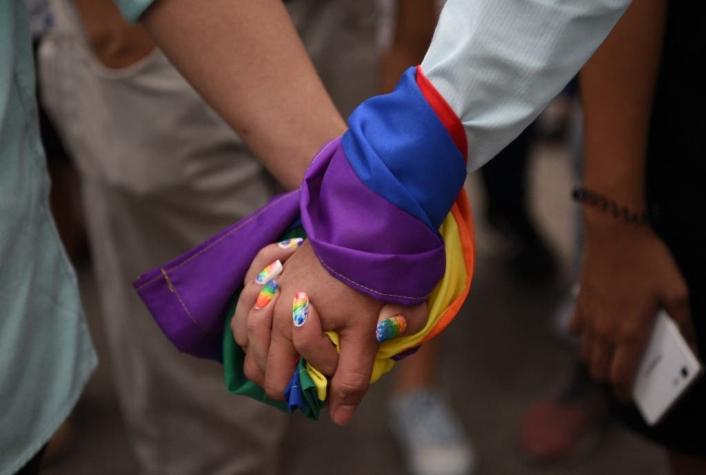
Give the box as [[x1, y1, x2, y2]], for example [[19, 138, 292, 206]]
[[255, 259, 283, 285], [292, 292, 309, 327], [278, 238, 304, 250], [376, 315, 407, 343], [254, 280, 278, 310]]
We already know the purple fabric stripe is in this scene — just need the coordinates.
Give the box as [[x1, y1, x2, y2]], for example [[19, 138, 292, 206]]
[[133, 137, 446, 359], [133, 192, 300, 360], [300, 138, 444, 304]]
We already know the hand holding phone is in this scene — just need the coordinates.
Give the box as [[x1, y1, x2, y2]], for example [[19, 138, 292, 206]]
[[632, 310, 702, 425]]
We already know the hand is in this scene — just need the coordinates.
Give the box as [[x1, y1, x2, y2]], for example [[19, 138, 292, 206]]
[[232, 239, 427, 425], [569, 218, 695, 400], [73, 0, 156, 69]]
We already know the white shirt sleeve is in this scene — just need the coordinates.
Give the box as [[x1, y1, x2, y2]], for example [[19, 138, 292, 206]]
[[421, 0, 630, 171]]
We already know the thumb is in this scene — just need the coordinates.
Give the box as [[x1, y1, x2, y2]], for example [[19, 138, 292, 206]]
[[375, 303, 427, 343], [329, 326, 376, 426]]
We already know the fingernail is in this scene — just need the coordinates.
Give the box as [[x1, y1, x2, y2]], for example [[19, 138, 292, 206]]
[[255, 259, 283, 285], [376, 315, 407, 343], [278, 238, 304, 250], [292, 292, 309, 327], [254, 279, 278, 310]]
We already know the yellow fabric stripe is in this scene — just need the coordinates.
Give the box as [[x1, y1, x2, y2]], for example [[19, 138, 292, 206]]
[[306, 208, 470, 396]]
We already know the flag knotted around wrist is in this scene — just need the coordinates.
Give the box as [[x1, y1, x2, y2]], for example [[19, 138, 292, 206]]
[[133, 66, 475, 418]]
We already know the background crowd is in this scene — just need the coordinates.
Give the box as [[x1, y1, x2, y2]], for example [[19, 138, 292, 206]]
[[6, 0, 703, 474]]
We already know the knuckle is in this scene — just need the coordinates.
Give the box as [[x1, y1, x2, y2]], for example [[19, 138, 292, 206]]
[[233, 327, 248, 347], [334, 379, 368, 403], [291, 332, 309, 352], [254, 247, 271, 264], [246, 315, 261, 336], [273, 301, 293, 332], [264, 381, 286, 401], [617, 323, 642, 344], [667, 289, 689, 308], [243, 358, 263, 384]]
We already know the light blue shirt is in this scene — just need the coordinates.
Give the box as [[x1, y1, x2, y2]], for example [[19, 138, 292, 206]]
[[0, 2, 99, 473], [0, 2, 154, 473]]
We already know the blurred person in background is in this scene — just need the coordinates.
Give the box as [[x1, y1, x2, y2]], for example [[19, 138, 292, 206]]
[[480, 125, 558, 287], [517, 92, 612, 464], [23, 0, 87, 463], [522, 0, 706, 471], [520, 1, 705, 467], [570, 0, 706, 472], [38, 0, 379, 473]]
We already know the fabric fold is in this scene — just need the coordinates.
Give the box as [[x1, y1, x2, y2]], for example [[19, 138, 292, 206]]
[[133, 63, 475, 418]]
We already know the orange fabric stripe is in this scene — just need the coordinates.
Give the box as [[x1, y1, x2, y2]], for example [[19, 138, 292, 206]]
[[422, 189, 476, 343]]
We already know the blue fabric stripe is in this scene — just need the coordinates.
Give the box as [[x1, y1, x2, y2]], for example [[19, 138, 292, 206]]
[[342, 67, 467, 230]]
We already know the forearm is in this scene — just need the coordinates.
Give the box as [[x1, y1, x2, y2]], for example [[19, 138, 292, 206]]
[[139, 0, 346, 189], [580, 0, 666, 225]]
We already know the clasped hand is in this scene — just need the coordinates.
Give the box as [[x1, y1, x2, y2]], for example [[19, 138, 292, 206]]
[[231, 239, 427, 425]]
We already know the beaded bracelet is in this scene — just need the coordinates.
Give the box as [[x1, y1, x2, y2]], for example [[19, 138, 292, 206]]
[[571, 187, 652, 225]]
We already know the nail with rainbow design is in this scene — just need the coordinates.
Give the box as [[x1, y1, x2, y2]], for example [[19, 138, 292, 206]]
[[292, 292, 309, 327], [376, 315, 407, 343], [254, 279, 278, 310], [277, 238, 305, 250], [255, 259, 283, 285]]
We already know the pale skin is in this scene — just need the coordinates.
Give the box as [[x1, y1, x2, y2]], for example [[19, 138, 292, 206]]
[[570, 0, 703, 471]]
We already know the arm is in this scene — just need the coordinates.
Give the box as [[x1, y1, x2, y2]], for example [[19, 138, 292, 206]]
[[231, 0, 637, 425], [569, 0, 694, 398], [136, 0, 346, 189], [422, 0, 629, 170], [122, 0, 633, 425]]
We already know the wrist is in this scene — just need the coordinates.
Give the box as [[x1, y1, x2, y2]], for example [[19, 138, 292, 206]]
[[574, 186, 650, 225]]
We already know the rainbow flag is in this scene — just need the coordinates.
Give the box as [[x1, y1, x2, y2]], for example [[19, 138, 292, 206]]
[[133, 66, 475, 418]]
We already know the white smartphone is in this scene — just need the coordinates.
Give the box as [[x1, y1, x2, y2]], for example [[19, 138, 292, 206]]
[[632, 310, 702, 425]]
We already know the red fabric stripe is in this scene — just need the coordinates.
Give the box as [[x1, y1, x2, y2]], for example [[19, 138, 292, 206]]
[[415, 66, 468, 161]]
